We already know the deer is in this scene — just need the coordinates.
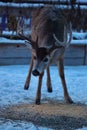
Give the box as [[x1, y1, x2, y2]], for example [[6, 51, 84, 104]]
[[17, 6, 73, 105]]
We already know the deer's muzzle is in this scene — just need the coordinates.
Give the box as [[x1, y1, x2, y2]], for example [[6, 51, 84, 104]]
[[32, 69, 40, 76]]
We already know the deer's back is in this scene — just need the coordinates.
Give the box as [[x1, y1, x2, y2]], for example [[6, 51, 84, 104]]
[[31, 6, 67, 47]]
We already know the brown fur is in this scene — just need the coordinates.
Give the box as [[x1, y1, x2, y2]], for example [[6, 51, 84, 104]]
[[31, 6, 67, 47], [23, 6, 73, 104]]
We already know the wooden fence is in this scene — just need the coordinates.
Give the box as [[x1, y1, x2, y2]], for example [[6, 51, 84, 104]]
[[0, 42, 87, 66]]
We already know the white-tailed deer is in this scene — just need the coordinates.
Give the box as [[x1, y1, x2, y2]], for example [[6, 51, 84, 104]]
[[17, 6, 73, 105]]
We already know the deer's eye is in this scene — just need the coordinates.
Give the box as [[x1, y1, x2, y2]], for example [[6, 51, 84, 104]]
[[43, 57, 48, 62], [34, 56, 37, 60]]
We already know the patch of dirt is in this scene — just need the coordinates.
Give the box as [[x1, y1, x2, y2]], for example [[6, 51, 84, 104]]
[[0, 101, 87, 130]]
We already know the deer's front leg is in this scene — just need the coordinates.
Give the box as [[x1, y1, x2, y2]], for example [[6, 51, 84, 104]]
[[24, 56, 34, 90], [36, 72, 44, 105], [58, 58, 73, 103], [46, 66, 52, 92]]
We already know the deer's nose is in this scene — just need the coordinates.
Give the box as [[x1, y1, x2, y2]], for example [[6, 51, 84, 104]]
[[32, 69, 40, 76]]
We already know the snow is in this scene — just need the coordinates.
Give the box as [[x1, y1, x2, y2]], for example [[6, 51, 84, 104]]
[[2, 31, 17, 36], [0, 119, 52, 130], [0, 37, 25, 44], [72, 32, 87, 40], [77, 127, 87, 130], [0, 2, 44, 8], [0, 1, 87, 9], [80, 0, 87, 1], [71, 39, 87, 45], [0, 65, 87, 129], [0, 65, 87, 105]]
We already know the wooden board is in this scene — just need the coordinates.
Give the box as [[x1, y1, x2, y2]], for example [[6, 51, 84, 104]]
[[0, 44, 31, 58], [0, 43, 87, 65]]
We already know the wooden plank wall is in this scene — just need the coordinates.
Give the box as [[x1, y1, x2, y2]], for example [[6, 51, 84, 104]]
[[86, 45, 87, 65], [0, 43, 87, 66], [0, 44, 31, 65], [64, 45, 86, 65]]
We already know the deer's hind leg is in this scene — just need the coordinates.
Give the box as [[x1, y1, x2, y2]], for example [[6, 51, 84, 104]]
[[46, 66, 52, 92], [58, 58, 73, 103], [24, 55, 34, 90]]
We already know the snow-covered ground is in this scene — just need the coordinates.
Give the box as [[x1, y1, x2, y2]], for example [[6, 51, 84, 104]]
[[0, 65, 87, 130], [0, 65, 87, 106], [0, 119, 52, 130]]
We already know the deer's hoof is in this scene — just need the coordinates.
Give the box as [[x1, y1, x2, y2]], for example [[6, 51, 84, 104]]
[[35, 99, 41, 105], [66, 98, 74, 104], [24, 84, 29, 90], [48, 87, 52, 93]]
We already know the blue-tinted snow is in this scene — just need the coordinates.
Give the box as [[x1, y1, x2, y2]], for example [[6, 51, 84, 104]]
[[0, 1, 87, 9], [0, 65, 87, 130], [0, 119, 52, 130], [0, 65, 87, 106]]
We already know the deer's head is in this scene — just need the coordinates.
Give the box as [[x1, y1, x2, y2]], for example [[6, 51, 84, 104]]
[[17, 19, 72, 76]]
